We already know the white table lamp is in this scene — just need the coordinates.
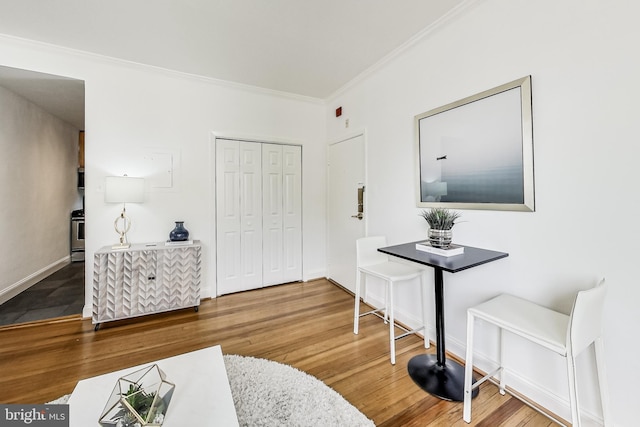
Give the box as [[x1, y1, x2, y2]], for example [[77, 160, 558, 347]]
[[105, 175, 145, 249]]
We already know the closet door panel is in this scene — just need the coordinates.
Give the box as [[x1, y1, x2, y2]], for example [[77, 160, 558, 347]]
[[216, 140, 263, 294], [282, 145, 302, 282], [216, 140, 242, 294], [239, 142, 263, 289], [262, 144, 284, 286]]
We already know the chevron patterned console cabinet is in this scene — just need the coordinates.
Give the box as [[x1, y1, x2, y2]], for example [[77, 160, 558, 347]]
[[92, 241, 202, 330]]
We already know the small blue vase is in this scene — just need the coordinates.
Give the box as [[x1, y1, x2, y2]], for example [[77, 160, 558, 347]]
[[169, 221, 189, 241]]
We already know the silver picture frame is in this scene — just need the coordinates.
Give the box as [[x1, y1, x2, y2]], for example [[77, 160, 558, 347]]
[[415, 76, 535, 212]]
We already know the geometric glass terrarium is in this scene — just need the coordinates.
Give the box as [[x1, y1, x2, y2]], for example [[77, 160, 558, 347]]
[[99, 364, 175, 427]]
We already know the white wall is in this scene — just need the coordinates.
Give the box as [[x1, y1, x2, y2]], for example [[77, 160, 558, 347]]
[[0, 35, 327, 316], [0, 84, 79, 302], [327, 1, 638, 425]]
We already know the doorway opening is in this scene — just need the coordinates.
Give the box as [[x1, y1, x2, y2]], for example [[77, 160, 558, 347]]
[[0, 65, 86, 326]]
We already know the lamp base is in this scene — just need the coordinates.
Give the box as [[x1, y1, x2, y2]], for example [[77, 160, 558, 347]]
[[111, 243, 131, 250], [113, 212, 132, 250]]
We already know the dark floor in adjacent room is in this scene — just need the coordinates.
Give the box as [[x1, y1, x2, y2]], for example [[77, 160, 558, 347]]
[[0, 262, 84, 327]]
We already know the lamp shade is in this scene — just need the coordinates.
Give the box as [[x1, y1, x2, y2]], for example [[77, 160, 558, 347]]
[[104, 176, 145, 203]]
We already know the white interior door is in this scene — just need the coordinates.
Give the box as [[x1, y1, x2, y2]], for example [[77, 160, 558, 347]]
[[282, 145, 302, 283], [327, 134, 365, 293], [216, 140, 263, 295], [240, 142, 263, 288], [262, 143, 284, 286]]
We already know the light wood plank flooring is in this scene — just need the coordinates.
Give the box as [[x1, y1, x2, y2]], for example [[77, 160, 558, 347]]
[[0, 279, 561, 426]]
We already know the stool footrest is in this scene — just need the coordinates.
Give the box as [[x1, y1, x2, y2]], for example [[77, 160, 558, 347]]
[[470, 367, 502, 391], [395, 326, 425, 341], [360, 308, 386, 318], [361, 309, 424, 340]]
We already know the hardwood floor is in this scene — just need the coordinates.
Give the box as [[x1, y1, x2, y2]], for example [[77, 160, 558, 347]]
[[0, 279, 561, 426]]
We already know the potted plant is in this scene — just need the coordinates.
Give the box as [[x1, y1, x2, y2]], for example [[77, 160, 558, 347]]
[[420, 208, 461, 248], [100, 364, 174, 427]]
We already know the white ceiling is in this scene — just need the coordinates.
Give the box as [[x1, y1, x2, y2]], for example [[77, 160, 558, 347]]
[[0, 0, 466, 128]]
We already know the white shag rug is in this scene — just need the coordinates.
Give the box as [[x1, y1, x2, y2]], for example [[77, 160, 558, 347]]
[[49, 354, 375, 427]]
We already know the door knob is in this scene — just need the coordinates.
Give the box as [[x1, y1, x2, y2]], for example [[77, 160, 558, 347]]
[[351, 213, 363, 220]]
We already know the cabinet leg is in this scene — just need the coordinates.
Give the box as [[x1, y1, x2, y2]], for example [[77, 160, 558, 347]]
[[194, 306, 199, 312], [94, 323, 101, 331]]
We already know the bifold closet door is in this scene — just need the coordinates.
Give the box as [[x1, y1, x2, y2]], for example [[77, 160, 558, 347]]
[[262, 144, 302, 286], [216, 140, 302, 295], [216, 140, 263, 295]]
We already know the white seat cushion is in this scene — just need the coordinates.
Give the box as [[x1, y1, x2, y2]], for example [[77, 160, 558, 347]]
[[468, 294, 569, 355], [359, 261, 423, 282]]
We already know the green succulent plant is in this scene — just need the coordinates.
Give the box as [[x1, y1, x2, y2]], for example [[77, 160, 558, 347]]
[[115, 383, 165, 425], [420, 208, 461, 230]]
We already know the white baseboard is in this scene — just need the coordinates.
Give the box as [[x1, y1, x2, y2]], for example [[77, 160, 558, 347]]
[[304, 268, 326, 282], [0, 256, 70, 305]]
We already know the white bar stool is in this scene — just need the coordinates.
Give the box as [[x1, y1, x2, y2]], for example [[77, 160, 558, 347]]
[[353, 236, 429, 365], [463, 279, 610, 426]]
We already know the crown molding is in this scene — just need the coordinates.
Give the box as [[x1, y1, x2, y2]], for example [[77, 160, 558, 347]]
[[0, 33, 325, 105]]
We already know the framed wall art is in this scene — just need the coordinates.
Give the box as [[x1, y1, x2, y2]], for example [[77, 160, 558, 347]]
[[415, 76, 534, 212]]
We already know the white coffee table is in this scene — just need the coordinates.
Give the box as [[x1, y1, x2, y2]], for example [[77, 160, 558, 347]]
[[68, 345, 238, 426]]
